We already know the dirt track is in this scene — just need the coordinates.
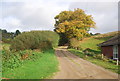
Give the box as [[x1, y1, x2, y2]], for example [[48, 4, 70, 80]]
[[53, 46, 118, 79]]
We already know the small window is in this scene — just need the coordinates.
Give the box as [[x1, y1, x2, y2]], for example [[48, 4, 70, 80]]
[[113, 45, 118, 59]]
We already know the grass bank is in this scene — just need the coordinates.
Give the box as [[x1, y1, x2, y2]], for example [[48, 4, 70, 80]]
[[2, 49, 58, 79], [79, 31, 118, 51], [79, 37, 105, 51]]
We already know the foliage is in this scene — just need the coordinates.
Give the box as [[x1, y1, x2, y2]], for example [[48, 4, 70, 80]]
[[83, 48, 101, 54], [2, 32, 14, 39], [2, 49, 58, 79], [1, 29, 7, 33], [69, 38, 81, 49], [14, 30, 21, 37], [10, 31, 59, 51], [54, 8, 96, 42], [2, 50, 22, 71], [2, 38, 13, 44], [1, 29, 14, 39], [1, 29, 21, 44], [2, 48, 40, 72], [2, 42, 58, 79], [108, 59, 118, 64], [58, 33, 69, 46]]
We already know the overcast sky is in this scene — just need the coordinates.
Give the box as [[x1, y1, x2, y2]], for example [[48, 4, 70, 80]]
[[0, 0, 119, 33]]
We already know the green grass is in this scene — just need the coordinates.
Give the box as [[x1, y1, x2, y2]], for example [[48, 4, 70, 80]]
[[80, 31, 119, 51], [80, 37, 105, 51], [2, 49, 58, 79], [68, 47, 119, 74]]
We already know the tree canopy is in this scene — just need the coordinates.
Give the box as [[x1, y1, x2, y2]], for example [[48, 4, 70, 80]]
[[15, 30, 21, 36], [54, 8, 96, 41]]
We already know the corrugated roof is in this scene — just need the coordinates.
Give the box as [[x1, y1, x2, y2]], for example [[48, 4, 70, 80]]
[[98, 35, 120, 46]]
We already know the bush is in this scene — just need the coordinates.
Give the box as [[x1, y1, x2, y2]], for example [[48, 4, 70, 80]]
[[2, 38, 12, 44], [83, 48, 95, 57], [94, 54, 102, 60], [10, 31, 59, 51], [69, 38, 81, 49], [108, 59, 117, 64]]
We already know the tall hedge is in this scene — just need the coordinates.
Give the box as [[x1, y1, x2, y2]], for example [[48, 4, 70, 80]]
[[10, 31, 59, 51]]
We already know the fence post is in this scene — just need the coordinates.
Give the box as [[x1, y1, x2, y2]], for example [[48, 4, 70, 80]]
[[102, 54, 104, 59], [116, 59, 119, 66], [85, 55, 87, 58]]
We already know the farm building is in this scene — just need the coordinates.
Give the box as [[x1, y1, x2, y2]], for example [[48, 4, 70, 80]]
[[98, 35, 120, 60]]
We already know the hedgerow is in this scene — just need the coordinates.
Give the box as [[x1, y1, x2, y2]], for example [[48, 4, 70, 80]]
[[10, 31, 59, 51]]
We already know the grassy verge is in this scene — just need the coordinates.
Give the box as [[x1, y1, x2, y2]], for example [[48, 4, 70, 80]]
[[2, 49, 58, 79], [68, 49, 119, 74]]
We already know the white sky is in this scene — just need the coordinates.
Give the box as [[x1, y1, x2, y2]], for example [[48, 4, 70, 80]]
[[0, 0, 119, 34]]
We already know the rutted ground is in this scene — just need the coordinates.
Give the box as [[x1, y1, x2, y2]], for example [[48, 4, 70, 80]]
[[53, 46, 118, 79]]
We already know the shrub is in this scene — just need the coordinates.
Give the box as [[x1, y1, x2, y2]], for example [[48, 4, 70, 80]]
[[10, 31, 59, 51], [108, 59, 117, 64], [39, 41, 52, 51], [83, 48, 95, 57], [69, 38, 81, 49], [94, 54, 102, 60], [2, 38, 12, 44]]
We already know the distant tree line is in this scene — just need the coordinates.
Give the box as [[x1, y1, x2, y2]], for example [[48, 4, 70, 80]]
[[0, 29, 21, 43]]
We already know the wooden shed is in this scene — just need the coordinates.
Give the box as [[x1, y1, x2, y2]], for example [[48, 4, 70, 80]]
[[98, 35, 120, 60]]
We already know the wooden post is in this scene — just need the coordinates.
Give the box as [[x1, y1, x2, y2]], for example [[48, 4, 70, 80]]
[[102, 54, 104, 59], [116, 59, 119, 66]]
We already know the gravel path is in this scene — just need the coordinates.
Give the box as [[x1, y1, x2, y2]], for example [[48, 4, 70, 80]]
[[53, 46, 118, 79]]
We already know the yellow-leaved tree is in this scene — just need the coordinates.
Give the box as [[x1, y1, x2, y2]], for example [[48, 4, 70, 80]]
[[54, 8, 96, 45]]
